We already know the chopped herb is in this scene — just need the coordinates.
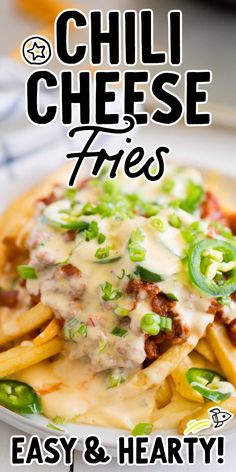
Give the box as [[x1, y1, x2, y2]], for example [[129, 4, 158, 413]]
[[101, 281, 122, 301], [161, 178, 174, 193], [52, 414, 80, 424], [64, 188, 77, 200], [150, 217, 166, 232], [95, 246, 110, 260], [136, 265, 162, 283], [128, 228, 146, 262], [17, 265, 37, 280], [47, 422, 64, 432], [116, 268, 126, 280], [181, 221, 203, 245], [64, 318, 87, 341], [98, 339, 107, 353], [85, 221, 99, 241], [165, 292, 179, 301], [140, 202, 160, 217], [98, 233, 106, 244], [140, 313, 161, 336], [131, 423, 153, 436], [217, 296, 231, 306], [81, 203, 96, 215], [212, 222, 234, 240], [179, 181, 204, 213], [111, 327, 128, 337], [106, 370, 126, 389], [114, 306, 130, 317], [53, 416, 67, 424], [159, 316, 172, 331], [168, 213, 182, 229]]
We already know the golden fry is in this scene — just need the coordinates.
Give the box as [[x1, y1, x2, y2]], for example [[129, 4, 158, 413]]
[[171, 356, 204, 404], [207, 323, 236, 386], [195, 338, 216, 364], [33, 318, 61, 346], [0, 303, 53, 347], [0, 337, 63, 377]]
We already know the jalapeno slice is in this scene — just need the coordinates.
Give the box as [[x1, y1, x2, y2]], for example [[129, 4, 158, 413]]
[[44, 200, 89, 231], [188, 238, 236, 296], [186, 368, 233, 402], [0, 380, 42, 414]]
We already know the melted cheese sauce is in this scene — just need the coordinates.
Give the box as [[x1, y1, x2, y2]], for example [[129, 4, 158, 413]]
[[9, 166, 227, 430]]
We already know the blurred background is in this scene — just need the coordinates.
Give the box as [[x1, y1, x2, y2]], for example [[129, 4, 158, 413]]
[[0, 0, 236, 209]]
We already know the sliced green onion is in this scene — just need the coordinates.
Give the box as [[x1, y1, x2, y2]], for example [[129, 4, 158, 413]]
[[101, 281, 122, 301], [98, 339, 107, 353], [111, 327, 128, 337], [150, 217, 166, 232], [140, 313, 172, 335], [64, 188, 77, 201], [95, 255, 121, 264], [165, 292, 179, 301], [129, 247, 146, 262], [114, 306, 130, 317], [85, 221, 99, 241], [179, 181, 204, 213], [17, 265, 37, 280], [140, 202, 160, 217], [98, 233, 106, 244], [64, 318, 87, 341], [47, 422, 64, 432], [159, 316, 172, 331], [106, 370, 126, 389], [168, 213, 182, 229], [128, 228, 146, 263], [136, 265, 162, 283], [131, 423, 153, 436], [140, 313, 161, 336], [81, 203, 96, 215], [161, 178, 174, 193], [95, 246, 110, 260], [212, 222, 234, 240], [116, 269, 126, 280]]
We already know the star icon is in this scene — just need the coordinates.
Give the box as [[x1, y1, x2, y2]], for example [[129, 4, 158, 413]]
[[22, 35, 52, 65], [27, 41, 46, 62]]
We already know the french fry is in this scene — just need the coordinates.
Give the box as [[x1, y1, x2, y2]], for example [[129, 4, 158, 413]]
[[171, 356, 204, 404], [0, 303, 53, 347], [155, 378, 172, 409], [0, 337, 63, 377], [207, 323, 236, 386], [178, 396, 236, 434], [0, 165, 71, 269], [33, 318, 61, 346], [122, 342, 196, 398], [195, 338, 216, 364]]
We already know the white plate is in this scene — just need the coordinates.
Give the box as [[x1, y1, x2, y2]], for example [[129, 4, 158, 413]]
[[1, 138, 236, 453]]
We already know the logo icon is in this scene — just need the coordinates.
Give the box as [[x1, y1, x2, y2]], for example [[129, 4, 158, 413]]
[[184, 419, 211, 435], [21, 35, 52, 65], [209, 407, 233, 429]]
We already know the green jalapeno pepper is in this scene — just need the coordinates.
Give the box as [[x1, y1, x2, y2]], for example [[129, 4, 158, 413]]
[[186, 368, 233, 402], [0, 380, 42, 414], [188, 238, 236, 296]]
